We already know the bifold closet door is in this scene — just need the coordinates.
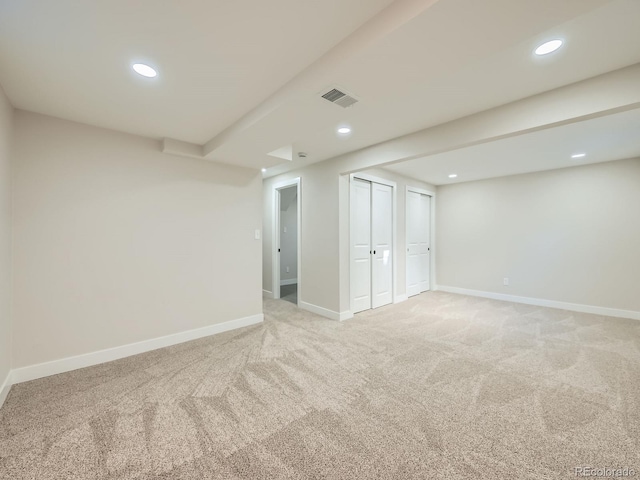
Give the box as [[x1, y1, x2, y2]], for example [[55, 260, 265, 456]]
[[406, 191, 421, 297], [418, 194, 431, 292], [351, 178, 393, 313], [406, 190, 431, 297], [371, 182, 393, 309], [351, 178, 372, 313]]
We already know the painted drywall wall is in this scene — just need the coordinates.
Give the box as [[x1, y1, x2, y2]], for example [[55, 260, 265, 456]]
[[0, 86, 13, 391], [436, 158, 640, 313], [263, 163, 339, 311], [279, 187, 298, 283], [262, 161, 434, 316], [12, 111, 263, 368]]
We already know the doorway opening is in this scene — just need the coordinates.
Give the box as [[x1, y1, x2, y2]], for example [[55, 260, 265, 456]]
[[273, 178, 301, 306]]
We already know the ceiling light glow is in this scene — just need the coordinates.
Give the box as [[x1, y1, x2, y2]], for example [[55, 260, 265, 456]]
[[448, 174, 457, 178], [534, 39, 563, 56], [571, 153, 586, 159], [261, 168, 266, 172], [133, 63, 157, 78], [337, 127, 351, 134]]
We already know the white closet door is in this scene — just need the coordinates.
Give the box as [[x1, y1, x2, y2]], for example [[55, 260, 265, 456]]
[[419, 194, 431, 292], [351, 178, 372, 313], [371, 182, 393, 308], [406, 190, 421, 297], [407, 191, 431, 296]]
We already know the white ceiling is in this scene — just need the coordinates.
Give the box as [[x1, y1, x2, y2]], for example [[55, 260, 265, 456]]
[[214, 0, 640, 170], [0, 0, 392, 143], [1, 0, 639, 178], [383, 107, 640, 185]]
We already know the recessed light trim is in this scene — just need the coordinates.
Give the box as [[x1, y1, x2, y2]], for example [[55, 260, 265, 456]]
[[133, 63, 157, 78], [534, 39, 563, 56], [571, 153, 586, 159], [448, 174, 458, 178], [337, 127, 351, 134]]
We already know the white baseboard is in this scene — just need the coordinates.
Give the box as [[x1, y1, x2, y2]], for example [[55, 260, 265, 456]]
[[299, 301, 351, 322], [279, 278, 297, 286], [11, 313, 264, 385], [394, 294, 408, 304], [262, 289, 274, 299], [339, 310, 354, 321], [0, 370, 12, 409], [435, 285, 640, 321]]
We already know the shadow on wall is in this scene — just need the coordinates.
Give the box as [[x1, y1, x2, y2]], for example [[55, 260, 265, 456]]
[[15, 112, 261, 218]]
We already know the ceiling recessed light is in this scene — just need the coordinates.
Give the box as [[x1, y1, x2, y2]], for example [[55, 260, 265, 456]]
[[571, 153, 586, 159], [448, 174, 458, 178], [132, 63, 157, 78], [337, 127, 351, 134], [261, 168, 266, 172], [534, 39, 563, 56]]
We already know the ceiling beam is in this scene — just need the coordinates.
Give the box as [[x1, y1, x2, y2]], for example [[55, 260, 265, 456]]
[[301, 63, 640, 176], [161, 138, 204, 159], [164, 61, 640, 175], [201, 0, 442, 159]]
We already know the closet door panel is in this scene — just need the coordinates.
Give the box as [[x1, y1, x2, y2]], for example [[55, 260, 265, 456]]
[[406, 190, 421, 297], [371, 182, 393, 309], [419, 194, 431, 292], [351, 178, 372, 313]]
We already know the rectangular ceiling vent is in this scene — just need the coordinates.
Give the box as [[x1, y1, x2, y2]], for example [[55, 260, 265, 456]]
[[321, 87, 359, 109]]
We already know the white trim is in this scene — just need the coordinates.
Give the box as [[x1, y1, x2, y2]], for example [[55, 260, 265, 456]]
[[394, 294, 408, 304], [392, 182, 398, 309], [272, 178, 301, 306], [435, 285, 640, 321], [280, 278, 298, 286], [339, 310, 354, 321], [406, 186, 435, 197], [429, 194, 436, 292], [350, 172, 396, 189], [0, 371, 12, 409], [299, 301, 351, 322], [11, 313, 264, 385], [349, 172, 397, 313], [262, 289, 274, 299]]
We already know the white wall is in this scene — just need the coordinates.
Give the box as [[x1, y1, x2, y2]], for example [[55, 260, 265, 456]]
[[0, 85, 13, 393], [263, 163, 339, 311], [262, 161, 434, 317], [12, 111, 263, 369], [436, 158, 640, 314], [279, 187, 297, 283]]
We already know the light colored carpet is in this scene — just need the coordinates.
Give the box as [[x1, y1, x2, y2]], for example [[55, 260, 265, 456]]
[[1, 291, 639, 479]]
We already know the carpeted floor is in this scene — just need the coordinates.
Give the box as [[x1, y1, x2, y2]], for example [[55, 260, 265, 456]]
[[1, 291, 639, 479]]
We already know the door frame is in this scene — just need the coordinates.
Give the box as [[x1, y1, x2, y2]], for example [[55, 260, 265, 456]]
[[349, 172, 397, 313], [273, 177, 301, 305], [406, 185, 436, 295]]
